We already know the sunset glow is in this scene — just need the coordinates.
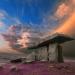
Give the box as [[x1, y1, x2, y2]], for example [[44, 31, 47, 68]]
[[0, 0, 75, 53], [17, 32, 30, 48], [55, 11, 75, 35]]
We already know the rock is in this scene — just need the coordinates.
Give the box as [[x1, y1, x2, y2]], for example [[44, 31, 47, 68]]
[[10, 58, 22, 63]]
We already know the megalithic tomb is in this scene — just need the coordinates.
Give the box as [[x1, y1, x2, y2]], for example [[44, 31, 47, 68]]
[[36, 33, 74, 63]]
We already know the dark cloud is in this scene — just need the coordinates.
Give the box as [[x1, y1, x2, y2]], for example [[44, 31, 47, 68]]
[[2, 24, 42, 52], [2, 25, 26, 50]]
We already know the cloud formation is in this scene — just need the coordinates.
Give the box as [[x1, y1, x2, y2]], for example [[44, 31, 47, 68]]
[[2, 24, 41, 53], [0, 9, 42, 52], [17, 32, 31, 48], [55, 4, 68, 18], [55, 11, 75, 36], [53, 0, 75, 36], [2, 25, 24, 50], [0, 34, 21, 53], [1, 0, 75, 53], [0, 22, 5, 28]]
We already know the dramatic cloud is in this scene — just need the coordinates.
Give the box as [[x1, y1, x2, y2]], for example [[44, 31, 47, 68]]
[[54, 3, 70, 19], [53, 0, 75, 37], [54, 11, 75, 36], [2, 25, 24, 50], [1, 0, 75, 55], [0, 9, 42, 52], [40, 0, 75, 41], [17, 32, 31, 48], [0, 35, 21, 53], [2, 24, 41, 52]]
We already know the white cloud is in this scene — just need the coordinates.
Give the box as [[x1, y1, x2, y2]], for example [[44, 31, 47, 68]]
[[17, 32, 30, 48], [54, 3, 70, 19], [0, 21, 5, 27], [11, 17, 22, 24], [0, 9, 22, 25], [0, 13, 5, 18], [35, 1, 74, 37], [0, 10, 8, 19]]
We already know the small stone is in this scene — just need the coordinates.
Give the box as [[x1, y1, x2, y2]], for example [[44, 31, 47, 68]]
[[64, 65, 69, 69], [66, 70, 72, 73], [56, 65, 64, 70], [0, 66, 3, 70], [10, 65, 18, 71], [49, 65, 55, 68]]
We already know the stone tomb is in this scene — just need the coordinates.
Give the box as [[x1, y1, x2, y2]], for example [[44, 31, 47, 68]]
[[25, 33, 74, 63]]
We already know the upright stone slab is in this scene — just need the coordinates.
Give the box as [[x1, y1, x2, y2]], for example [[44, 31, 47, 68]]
[[57, 45, 63, 62], [48, 43, 63, 62], [26, 51, 35, 62], [48, 43, 58, 62], [37, 46, 47, 61]]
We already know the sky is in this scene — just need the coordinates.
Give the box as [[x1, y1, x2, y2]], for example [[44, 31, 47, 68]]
[[0, 0, 59, 32], [0, 0, 75, 54]]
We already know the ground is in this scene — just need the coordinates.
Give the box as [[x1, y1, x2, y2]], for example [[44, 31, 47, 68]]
[[0, 61, 75, 75]]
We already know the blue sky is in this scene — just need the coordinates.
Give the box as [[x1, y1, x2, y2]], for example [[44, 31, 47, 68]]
[[0, 0, 60, 33], [0, 0, 65, 51]]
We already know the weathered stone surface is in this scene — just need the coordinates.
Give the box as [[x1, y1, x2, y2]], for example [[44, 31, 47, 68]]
[[48, 43, 58, 62], [37, 46, 47, 61]]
